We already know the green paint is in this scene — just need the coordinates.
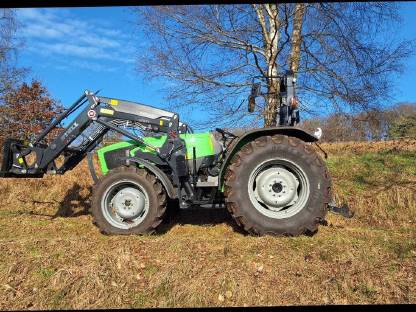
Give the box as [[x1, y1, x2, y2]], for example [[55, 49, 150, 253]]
[[97, 132, 215, 175], [181, 132, 215, 159], [97, 140, 140, 174], [129, 132, 215, 159], [129, 136, 166, 157]]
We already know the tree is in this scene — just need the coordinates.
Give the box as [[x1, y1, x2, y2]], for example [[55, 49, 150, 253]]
[[388, 104, 416, 139], [388, 115, 416, 139], [0, 9, 25, 101], [0, 80, 63, 146], [299, 102, 416, 142], [135, 3, 412, 128]]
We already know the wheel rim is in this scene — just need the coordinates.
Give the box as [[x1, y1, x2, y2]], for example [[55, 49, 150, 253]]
[[247, 158, 310, 219], [101, 179, 150, 229]]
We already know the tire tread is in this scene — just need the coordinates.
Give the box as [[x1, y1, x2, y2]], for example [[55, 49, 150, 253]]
[[224, 134, 331, 236], [91, 166, 167, 235]]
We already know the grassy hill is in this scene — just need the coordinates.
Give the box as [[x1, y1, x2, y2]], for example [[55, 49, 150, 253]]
[[0, 139, 415, 308]]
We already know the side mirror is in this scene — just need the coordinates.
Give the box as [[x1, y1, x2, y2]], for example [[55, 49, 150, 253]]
[[248, 83, 261, 112], [248, 95, 256, 112]]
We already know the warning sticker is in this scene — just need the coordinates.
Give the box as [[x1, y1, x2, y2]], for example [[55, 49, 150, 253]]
[[109, 99, 119, 106], [100, 108, 114, 115]]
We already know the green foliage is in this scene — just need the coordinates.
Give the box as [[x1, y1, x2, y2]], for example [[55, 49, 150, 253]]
[[388, 114, 416, 139]]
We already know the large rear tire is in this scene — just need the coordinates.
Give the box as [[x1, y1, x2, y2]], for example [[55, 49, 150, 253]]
[[224, 135, 331, 236], [91, 166, 167, 235]]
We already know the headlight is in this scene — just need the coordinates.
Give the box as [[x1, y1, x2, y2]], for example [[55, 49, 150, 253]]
[[314, 127, 323, 140]]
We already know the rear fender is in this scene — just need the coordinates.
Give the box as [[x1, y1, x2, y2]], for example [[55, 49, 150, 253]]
[[218, 127, 318, 190]]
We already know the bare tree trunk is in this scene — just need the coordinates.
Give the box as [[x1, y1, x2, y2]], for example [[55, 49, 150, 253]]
[[288, 3, 306, 76], [263, 4, 280, 127], [265, 78, 280, 127], [137, 4, 411, 129]]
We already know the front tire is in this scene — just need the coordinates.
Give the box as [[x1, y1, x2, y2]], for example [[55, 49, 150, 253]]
[[224, 135, 331, 236], [91, 166, 167, 235]]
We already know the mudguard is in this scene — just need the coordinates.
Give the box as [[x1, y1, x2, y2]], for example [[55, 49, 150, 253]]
[[218, 127, 318, 190], [122, 157, 177, 199]]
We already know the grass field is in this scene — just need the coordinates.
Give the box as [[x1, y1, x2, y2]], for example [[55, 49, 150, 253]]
[[0, 139, 415, 309]]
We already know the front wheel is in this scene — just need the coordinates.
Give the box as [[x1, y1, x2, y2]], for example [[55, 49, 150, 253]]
[[90, 166, 167, 235], [224, 135, 331, 236]]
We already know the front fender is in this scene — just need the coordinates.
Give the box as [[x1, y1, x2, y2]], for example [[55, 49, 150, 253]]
[[122, 157, 177, 199], [218, 127, 318, 190]]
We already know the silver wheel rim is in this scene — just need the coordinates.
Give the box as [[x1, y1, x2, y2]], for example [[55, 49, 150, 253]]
[[248, 158, 310, 219], [101, 179, 150, 229]]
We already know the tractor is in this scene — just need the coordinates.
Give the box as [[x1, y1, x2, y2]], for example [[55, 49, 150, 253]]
[[0, 71, 351, 236]]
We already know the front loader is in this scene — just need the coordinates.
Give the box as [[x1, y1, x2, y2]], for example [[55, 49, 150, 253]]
[[0, 71, 351, 236]]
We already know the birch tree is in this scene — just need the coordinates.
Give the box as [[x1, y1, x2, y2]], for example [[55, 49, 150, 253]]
[[135, 3, 411, 128], [0, 9, 25, 101]]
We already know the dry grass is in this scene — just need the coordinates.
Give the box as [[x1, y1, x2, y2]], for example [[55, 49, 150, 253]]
[[320, 138, 416, 154], [0, 140, 415, 309]]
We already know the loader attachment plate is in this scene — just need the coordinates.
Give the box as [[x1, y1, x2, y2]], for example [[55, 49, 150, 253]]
[[0, 139, 44, 178]]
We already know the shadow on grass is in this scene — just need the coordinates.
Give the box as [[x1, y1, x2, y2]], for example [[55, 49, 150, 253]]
[[157, 199, 247, 235], [54, 187, 246, 234], [352, 165, 416, 196], [13, 183, 91, 219], [339, 150, 416, 196], [53, 183, 91, 218]]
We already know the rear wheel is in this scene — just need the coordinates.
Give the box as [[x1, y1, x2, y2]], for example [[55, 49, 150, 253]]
[[224, 135, 331, 236], [91, 166, 166, 235]]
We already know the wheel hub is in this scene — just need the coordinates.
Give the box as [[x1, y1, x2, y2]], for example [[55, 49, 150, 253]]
[[254, 167, 299, 210], [272, 182, 283, 193], [111, 187, 146, 219]]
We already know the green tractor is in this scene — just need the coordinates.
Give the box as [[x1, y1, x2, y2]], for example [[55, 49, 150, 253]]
[[0, 71, 350, 236]]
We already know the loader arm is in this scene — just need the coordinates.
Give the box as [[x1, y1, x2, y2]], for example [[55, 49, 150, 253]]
[[0, 90, 187, 179]]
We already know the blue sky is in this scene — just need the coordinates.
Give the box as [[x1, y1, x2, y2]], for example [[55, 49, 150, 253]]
[[14, 3, 416, 128], [15, 7, 162, 104]]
